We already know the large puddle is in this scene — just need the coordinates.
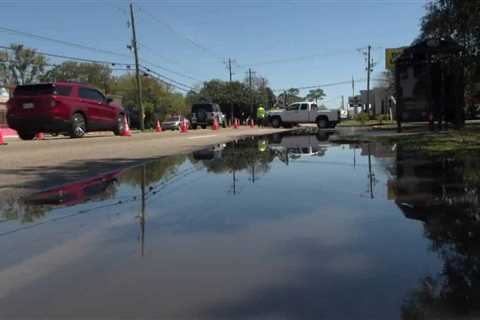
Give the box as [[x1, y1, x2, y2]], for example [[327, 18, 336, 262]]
[[1, 132, 479, 319]]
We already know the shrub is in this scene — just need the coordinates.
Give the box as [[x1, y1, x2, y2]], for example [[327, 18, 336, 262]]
[[354, 112, 370, 125]]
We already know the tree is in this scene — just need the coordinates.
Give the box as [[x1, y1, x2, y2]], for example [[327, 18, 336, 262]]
[[0, 44, 47, 85], [41, 61, 113, 92], [110, 74, 187, 128], [419, 0, 480, 105], [306, 88, 326, 104]]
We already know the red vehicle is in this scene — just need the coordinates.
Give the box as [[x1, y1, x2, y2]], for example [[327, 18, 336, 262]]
[[7, 82, 126, 139]]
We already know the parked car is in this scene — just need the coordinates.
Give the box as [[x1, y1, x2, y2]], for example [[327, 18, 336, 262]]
[[267, 101, 340, 129], [190, 103, 226, 129], [161, 115, 190, 130], [7, 82, 126, 140]]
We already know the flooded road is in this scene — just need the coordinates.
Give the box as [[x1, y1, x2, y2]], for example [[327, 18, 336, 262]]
[[0, 132, 479, 319]]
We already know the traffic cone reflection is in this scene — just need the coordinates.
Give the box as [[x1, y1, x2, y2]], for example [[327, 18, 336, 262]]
[[155, 120, 162, 133], [212, 117, 219, 130], [121, 115, 131, 137]]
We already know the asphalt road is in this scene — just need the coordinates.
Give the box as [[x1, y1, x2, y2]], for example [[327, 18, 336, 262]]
[[0, 127, 289, 200]]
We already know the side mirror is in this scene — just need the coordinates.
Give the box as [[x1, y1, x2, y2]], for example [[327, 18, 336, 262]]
[[106, 96, 113, 104]]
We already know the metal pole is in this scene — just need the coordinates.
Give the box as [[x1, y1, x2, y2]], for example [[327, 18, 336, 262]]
[[130, 3, 144, 131]]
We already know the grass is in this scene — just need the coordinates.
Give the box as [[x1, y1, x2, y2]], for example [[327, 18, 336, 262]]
[[376, 129, 480, 155], [337, 120, 396, 127]]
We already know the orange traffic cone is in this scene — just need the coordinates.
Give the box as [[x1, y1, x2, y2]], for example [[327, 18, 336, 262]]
[[250, 119, 255, 128], [212, 117, 219, 130], [233, 118, 239, 129], [121, 115, 131, 137], [155, 120, 162, 133], [0, 129, 7, 145], [35, 132, 45, 140], [180, 118, 188, 133]]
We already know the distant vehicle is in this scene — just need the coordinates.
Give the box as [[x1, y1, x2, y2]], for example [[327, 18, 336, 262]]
[[7, 82, 126, 140], [161, 115, 190, 131], [190, 103, 226, 129], [267, 101, 340, 129]]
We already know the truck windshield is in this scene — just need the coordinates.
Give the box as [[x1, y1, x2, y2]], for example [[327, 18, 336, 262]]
[[192, 104, 213, 112]]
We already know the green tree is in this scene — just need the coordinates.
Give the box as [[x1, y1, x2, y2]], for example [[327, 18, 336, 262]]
[[0, 44, 47, 85], [420, 0, 480, 105], [110, 74, 188, 128], [41, 61, 113, 92], [306, 88, 326, 104]]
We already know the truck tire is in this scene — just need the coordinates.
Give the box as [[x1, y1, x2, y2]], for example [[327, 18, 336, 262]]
[[271, 117, 281, 128], [317, 117, 329, 129]]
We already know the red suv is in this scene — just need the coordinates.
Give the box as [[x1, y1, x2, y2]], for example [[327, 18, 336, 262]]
[[7, 82, 126, 139]]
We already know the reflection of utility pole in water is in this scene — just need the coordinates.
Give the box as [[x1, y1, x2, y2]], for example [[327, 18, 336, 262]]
[[367, 143, 374, 199], [250, 164, 255, 184], [139, 164, 146, 257], [353, 146, 356, 168]]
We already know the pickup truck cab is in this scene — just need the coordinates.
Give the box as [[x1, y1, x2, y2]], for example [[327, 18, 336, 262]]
[[267, 101, 340, 129]]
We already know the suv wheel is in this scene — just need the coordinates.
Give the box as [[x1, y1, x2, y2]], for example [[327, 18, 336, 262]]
[[18, 131, 35, 140], [271, 117, 281, 128], [70, 112, 86, 138], [201, 124, 207, 129], [191, 124, 198, 130], [222, 121, 226, 128], [113, 114, 126, 136]]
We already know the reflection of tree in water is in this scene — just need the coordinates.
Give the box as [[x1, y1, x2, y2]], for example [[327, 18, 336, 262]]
[[190, 138, 276, 176], [392, 148, 480, 319], [118, 155, 187, 187]]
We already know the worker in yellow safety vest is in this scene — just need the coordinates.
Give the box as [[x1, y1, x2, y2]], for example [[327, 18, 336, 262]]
[[256, 104, 266, 127]]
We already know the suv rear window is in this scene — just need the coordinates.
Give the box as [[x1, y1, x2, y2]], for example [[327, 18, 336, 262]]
[[192, 104, 213, 113], [14, 84, 54, 97], [13, 84, 72, 97]]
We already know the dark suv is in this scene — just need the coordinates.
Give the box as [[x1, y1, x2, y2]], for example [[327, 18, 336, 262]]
[[7, 82, 126, 140], [190, 103, 226, 129]]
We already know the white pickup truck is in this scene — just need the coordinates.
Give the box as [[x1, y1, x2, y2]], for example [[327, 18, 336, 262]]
[[267, 101, 340, 128]]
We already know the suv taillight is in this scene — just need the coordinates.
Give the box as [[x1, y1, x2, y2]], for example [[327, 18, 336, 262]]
[[50, 97, 57, 108]]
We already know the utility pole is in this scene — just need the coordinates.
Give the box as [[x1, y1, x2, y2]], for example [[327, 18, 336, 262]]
[[129, 3, 144, 131], [352, 76, 356, 115], [248, 68, 255, 119], [366, 45, 372, 117], [226, 58, 234, 124]]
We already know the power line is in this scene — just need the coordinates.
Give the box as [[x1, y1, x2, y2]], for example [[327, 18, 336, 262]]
[[137, 41, 207, 79], [140, 57, 202, 82], [135, 4, 223, 61], [273, 79, 368, 92], [143, 71, 194, 93], [0, 44, 132, 67], [141, 66, 194, 90], [0, 26, 131, 59]]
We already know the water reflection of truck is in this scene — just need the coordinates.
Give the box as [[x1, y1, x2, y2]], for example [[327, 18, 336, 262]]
[[269, 134, 330, 158], [192, 144, 226, 160]]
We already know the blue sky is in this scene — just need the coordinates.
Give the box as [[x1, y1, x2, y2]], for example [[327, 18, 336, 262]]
[[1, 0, 426, 107]]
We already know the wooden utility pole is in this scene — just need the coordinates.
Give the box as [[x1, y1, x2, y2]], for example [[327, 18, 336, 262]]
[[248, 68, 254, 118], [366, 45, 372, 117], [226, 58, 233, 123], [130, 3, 144, 131], [352, 76, 356, 115]]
